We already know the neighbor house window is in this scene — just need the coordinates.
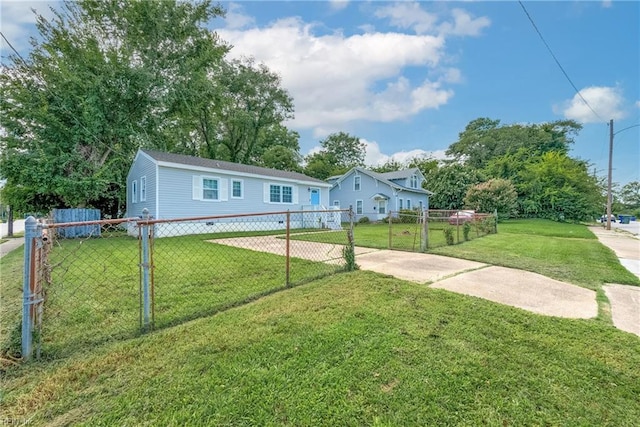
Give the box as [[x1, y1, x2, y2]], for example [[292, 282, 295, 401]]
[[232, 180, 243, 198], [406, 199, 412, 210], [354, 175, 361, 191], [410, 174, 418, 189], [333, 200, 340, 207], [419, 201, 423, 210], [140, 176, 146, 202], [399, 198, 403, 210], [203, 178, 219, 200], [356, 200, 363, 215], [131, 180, 138, 204], [270, 184, 293, 203]]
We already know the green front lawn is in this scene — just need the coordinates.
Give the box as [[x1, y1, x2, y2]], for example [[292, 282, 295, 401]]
[[432, 220, 639, 289], [3, 272, 639, 425], [1, 231, 345, 359]]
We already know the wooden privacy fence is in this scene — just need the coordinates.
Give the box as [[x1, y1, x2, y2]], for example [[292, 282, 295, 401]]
[[16, 209, 354, 361]]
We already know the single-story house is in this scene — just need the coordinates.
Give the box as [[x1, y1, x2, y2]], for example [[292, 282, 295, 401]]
[[329, 167, 432, 221], [126, 149, 335, 236]]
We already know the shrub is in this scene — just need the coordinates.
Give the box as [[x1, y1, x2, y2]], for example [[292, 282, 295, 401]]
[[464, 178, 517, 220], [358, 216, 370, 224], [463, 222, 471, 241], [443, 226, 455, 245]]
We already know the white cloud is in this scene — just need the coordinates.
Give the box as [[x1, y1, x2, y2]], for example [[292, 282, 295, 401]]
[[0, 1, 57, 53], [224, 2, 255, 30], [555, 86, 627, 123], [305, 139, 448, 168], [329, 0, 349, 11], [375, 2, 439, 34], [438, 9, 491, 37], [216, 2, 489, 135], [375, 3, 490, 37], [601, 1, 613, 8], [362, 139, 448, 167]]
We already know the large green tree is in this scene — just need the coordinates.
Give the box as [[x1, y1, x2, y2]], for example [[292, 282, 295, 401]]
[[447, 118, 582, 170], [518, 152, 600, 221], [425, 163, 483, 210], [0, 0, 227, 214], [204, 58, 296, 164], [304, 132, 366, 179]]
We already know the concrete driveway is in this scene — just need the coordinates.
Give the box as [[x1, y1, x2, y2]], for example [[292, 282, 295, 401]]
[[213, 237, 600, 321]]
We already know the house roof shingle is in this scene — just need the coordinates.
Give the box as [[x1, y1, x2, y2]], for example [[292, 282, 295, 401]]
[[140, 149, 329, 185]]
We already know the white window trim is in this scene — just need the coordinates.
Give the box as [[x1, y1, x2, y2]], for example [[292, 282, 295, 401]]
[[131, 180, 138, 204], [231, 179, 244, 199], [356, 199, 363, 215], [354, 175, 361, 191], [410, 174, 418, 189], [265, 182, 297, 204], [378, 199, 387, 215], [140, 176, 146, 202], [399, 198, 403, 210], [193, 175, 228, 202]]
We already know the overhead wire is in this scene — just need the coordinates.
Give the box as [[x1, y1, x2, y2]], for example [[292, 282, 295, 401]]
[[517, 1, 606, 124]]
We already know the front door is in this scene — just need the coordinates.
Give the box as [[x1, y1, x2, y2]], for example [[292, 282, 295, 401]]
[[377, 199, 387, 220], [310, 188, 320, 206]]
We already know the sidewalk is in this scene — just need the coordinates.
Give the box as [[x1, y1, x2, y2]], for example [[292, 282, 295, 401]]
[[0, 237, 25, 258], [589, 224, 640, 336]]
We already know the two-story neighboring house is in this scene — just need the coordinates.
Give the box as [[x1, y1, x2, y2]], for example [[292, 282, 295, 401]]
[[329, 167, 432, 221]]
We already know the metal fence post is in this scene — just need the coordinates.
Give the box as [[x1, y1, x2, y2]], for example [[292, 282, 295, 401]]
[[388, 213, 392, 249], [420, 209, 428, 252], [140, 208, 151, 331], [285, 210, 290, 287], [21, 216, 38, 360]]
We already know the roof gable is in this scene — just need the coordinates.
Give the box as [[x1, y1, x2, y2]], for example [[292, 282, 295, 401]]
[[331, 167, 432, 195], [138, 149, 329, 186]]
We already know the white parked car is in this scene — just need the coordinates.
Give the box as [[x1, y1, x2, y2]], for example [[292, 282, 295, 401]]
[[600, 214, 616, 223]]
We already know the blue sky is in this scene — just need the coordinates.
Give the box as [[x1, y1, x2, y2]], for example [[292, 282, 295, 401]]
[[2, 1, 639, 186]]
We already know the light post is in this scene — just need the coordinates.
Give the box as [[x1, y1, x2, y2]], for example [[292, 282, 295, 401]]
[[606, 121, 640, 230]]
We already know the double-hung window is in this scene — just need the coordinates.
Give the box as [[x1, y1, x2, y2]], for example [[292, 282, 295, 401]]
[[410, 174, 418, 189], [269, 184, 294, 203], [356, 200, 363, 215], [232, 180, 243, 198], [203, 178, 219, 200], [282, 186, 293, 203], [140, 176, 146, 202], [354, 175, 361, 191], [407, 199, 412, 210], [131, 180, 138, 204]]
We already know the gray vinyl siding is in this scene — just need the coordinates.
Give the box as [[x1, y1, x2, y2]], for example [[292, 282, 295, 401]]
[[330, 169, 429, 221], [126, 152, 157, 218]]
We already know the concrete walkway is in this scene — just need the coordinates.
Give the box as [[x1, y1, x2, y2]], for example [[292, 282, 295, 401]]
[[214, 237, 600, 320], [0, 237, 24, 259], [589, 225, 640, 336]]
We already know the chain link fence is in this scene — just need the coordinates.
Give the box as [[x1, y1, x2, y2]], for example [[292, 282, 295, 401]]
[[386, 210, 497, 251], [9, 209, 353, 361]]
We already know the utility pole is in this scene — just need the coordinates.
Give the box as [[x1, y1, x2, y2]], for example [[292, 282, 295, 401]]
[[606, 119, 613, 231]]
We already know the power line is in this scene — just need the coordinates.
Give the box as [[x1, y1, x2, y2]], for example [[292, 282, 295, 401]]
[[518, 1, 606, 124]]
